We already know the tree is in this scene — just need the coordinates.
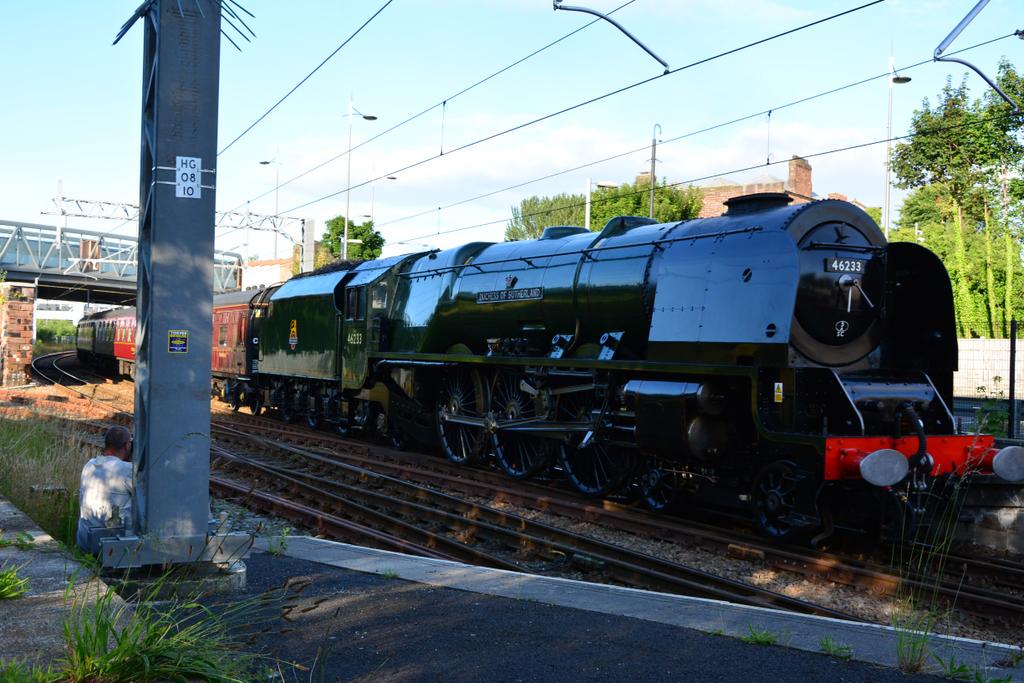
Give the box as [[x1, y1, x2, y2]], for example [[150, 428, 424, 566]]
[[322, 215, 385, 261], [36, 319, 76, 342], [505, 178, 703, 241], [890, 63, 1024, 337]]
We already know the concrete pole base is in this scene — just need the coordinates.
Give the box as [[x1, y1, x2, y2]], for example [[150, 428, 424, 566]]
[[102, 560, 247, 601]]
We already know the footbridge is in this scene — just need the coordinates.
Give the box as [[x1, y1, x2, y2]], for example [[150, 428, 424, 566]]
[[0, 218, 242, 305]]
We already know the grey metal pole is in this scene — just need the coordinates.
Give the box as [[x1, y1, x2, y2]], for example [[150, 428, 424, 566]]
[[585, 177, 592, 231], [649, 123, 660, 220], [1010, 318, 1018, 439], [884, 61, 894, 239], [884, 53, 910, 239], [104, 0, 249, 567], [274, 165, 279, 259], [344, 95, 353, 261]]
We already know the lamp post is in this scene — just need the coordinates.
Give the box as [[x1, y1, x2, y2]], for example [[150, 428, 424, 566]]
[[585, 178, 619, 231], [649, 123, 661, 219], [344, 95, 377, 260], [258, 157, 280, 258], [884, 54, 911, 239], [366, 174, 397, 225]]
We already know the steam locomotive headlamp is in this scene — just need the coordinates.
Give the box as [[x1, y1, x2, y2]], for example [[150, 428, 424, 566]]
[[859, 448, 910, 487], [992, 446, 1024, 482]]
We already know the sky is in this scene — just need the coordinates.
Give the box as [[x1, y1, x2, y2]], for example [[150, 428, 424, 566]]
[[0, 0, 1020, 261]]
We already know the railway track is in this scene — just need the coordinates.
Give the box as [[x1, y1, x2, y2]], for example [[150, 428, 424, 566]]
[[15, 365, 1024, 626], [30, 350, 84, 386], [211, 413, 1024, 623], [208, 424, 864, 621]]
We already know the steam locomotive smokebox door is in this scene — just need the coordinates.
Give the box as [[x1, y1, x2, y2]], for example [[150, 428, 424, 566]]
[[648, 231, 799, 358]]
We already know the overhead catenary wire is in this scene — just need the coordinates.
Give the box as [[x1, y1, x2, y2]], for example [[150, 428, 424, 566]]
[[276, 0, 887, 217], [217, 0, 396, 157], [220, 0, 640, 215], [373, 31, 1016, 232], [393, 109, 1021, 246]]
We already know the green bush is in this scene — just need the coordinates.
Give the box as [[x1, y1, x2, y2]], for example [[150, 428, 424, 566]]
[[35, 319, 76, 344]]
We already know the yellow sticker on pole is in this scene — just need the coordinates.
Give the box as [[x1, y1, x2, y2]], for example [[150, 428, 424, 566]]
[[168, 329, 189, 354]]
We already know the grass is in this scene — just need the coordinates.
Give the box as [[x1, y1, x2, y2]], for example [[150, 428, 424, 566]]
[[888, 459, 982, 675], [379, 568, 399, 579], [0, 531, 35, 550], [818, 635, 853, 661], [0, 564, 29, 599], [738, 625, 776, 646], [32, 340, 75, 357], [59, 577, 281, 683], [0, 415, 295, 680], [0, 416, 91, 547], [265, 524, 292, 556], [0, 660, 59, 682]]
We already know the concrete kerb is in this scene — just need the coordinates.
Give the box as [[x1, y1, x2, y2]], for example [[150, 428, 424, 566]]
[[257, 535, 1024, 679], [0, 495, 127, 668]]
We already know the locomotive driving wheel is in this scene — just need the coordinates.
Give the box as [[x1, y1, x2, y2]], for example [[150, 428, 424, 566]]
[[560, 440, 635, 497], [436, 369, 488, 464], [751, 461, 805, 541], [490, 373, 554, 479], [556, 391, 635, 497]]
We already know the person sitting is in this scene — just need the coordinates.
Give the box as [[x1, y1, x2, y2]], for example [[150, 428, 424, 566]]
[[76, 426, 134, 554]]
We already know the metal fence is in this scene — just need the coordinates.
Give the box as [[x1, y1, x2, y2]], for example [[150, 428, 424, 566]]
[[951, 319, 1019, 438]]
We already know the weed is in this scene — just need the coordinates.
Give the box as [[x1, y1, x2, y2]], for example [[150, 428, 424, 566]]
[[265, 524, 292, 556], [818, 635, 853, 661], [0, 564, 28, 599], [0, 659, 59, 682], [59, 575, 285, 683], [739, 625, 776, 646], [0, 531, 34, 551], [708, 628, 724, 637], [380, 568, 399, 579], [893, 603, 939, 673], [933, 652, 974, 680]]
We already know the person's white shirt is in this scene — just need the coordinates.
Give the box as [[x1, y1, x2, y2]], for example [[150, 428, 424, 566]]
[[76, 455, 133, 553]]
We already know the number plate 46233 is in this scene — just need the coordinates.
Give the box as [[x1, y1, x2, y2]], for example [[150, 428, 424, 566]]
[[826, 258, 865, 273]]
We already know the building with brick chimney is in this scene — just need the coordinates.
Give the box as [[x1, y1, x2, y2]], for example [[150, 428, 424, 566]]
[[697, 155, 813, 218]]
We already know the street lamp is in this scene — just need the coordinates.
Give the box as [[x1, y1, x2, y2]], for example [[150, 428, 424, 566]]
[[884, 54, 911, 239], [585, 178, 619, 231], [344, 95, 378, 260], [258, 157, 280, 258], [649, 123, 661, 219], [365, 174, 397, 225]]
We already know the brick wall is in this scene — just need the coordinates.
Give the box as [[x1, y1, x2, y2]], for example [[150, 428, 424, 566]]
[[1, 285, 35, 386], [698, 155, 814, 218], [785, 156, 812, 198]]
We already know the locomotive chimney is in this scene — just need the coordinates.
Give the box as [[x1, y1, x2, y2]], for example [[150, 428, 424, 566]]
[[786, 155, 812, 199]]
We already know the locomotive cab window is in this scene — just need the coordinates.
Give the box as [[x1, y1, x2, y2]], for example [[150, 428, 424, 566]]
[[218, 324, 229, 346], [345, 287, 365, 321], [371, 284, 388, 310]]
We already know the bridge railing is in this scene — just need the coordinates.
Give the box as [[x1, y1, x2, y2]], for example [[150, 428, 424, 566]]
[[0, 219, 242, 292]]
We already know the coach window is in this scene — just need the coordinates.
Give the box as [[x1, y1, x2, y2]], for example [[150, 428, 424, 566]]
[[218, 324, 229, 346]]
